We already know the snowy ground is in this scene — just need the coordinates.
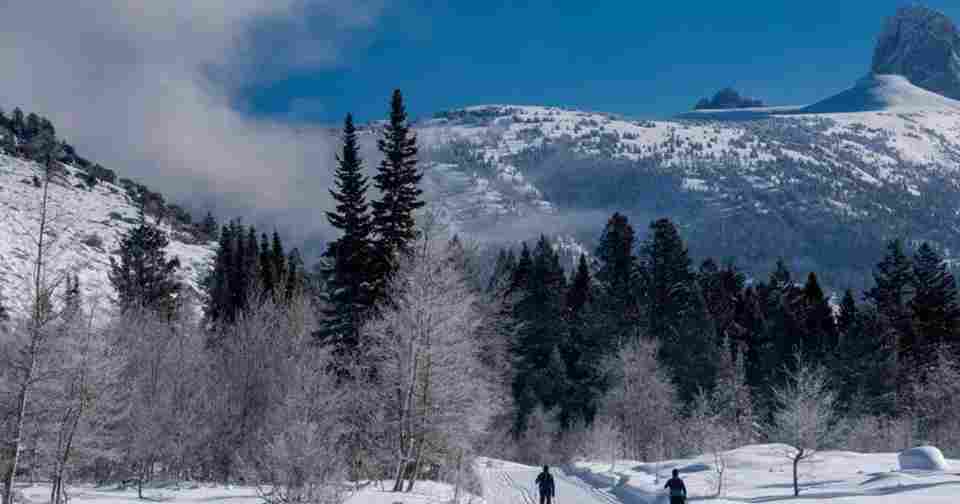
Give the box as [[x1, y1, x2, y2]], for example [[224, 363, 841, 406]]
[[476, 458, 617, 504], [572, 444, 960, 503], [15, 480, 484, 504], [16, 445, 960, 504]]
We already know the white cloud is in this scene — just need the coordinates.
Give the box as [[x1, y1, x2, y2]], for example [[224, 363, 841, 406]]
[[0, 0, 386, 246]]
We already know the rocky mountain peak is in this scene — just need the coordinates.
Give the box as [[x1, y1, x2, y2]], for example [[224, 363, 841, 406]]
[[871, 5, 960, 100]]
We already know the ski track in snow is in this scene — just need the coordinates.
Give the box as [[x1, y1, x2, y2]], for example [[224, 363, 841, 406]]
[[478, 459, 619, 504]]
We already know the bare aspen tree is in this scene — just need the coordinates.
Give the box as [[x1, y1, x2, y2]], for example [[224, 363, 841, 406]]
[[600, 339, 676, 462], [244, 298, 348, 504], [364, 217, 490, 493], [768, 353, 841, 497], [687, 390, 735, 497], [1, 140, 68, 504]]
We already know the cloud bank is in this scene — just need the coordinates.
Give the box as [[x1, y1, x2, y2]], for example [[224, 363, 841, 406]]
[[0, 1, 385, 245]]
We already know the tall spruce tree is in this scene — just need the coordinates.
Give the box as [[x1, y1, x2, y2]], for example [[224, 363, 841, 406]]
[[557, 254, 606, 427], [837, 289, 858, 338], [595, 212, 641, 346], [317, 113, 377, 368], [802, 272, 838, 361], [866, 239, 915, 401], [640, 218, 717, 401], [911, 243, 960, 361], [372, 90, 423, 293], [109, 219, 181, 316], [510, 236, 568, 433]]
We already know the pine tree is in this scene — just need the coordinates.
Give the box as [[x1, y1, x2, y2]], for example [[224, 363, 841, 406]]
[[699, 258, 747, 345], [109, 220, 181, 316], [911, 243, 960, 361], [271, 230, 286, 286], [258, 232, 275, 296], [200, 211, 218, 238], [640, 218, 716, 400], [595, 212, 641, 346], [802, 272, 837, 360], [557, 254, 606, 427], [866, 239, 915, 401], [204, 224, 235, 326], [371, 90, 424, 291], [837, 289, 858, 338], [510, 236, 568, 433], [317, 114, 377, 370]]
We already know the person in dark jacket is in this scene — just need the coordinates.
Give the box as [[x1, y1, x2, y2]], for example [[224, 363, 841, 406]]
[[535, 465, 556, 504], [664, 469, 687, 504]]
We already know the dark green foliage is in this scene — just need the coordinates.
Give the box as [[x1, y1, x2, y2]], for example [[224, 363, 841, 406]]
[[371, 90, 424, 289], [802, 272, 838, 360], [509, 236, 569, 433], [866, 239, 916, 395], [639, 218, 718, 401], [838, 289, 858, 337], [911, 243, 960, 361], [109, 220, 181, 317], [203, 220, 296, 330], [317, 114, 377, 371], [594, 212, 642, 345], [200, 212, 218, 239]]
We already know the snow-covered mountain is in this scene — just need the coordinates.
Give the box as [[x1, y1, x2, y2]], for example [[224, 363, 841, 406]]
[[0, 154, 215, 317], [410, 7, 960, 288]]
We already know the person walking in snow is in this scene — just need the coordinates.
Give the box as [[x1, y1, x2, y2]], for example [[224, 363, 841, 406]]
[[535, 465, 556, 504], [664, 469, 687, 504]]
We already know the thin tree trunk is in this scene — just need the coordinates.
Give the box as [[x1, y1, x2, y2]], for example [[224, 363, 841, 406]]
[[793, 456, 800, 497]]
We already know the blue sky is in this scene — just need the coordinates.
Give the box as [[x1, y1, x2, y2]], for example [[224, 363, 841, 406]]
[[239, 1, 960, 124]]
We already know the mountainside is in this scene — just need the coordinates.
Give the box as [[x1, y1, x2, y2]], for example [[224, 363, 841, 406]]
[[0, 153, 215, 317], [414, 98, 960, 288], [402, 6, 960, 289]]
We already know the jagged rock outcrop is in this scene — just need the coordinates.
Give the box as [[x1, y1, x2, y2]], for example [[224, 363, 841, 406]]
[[872, 5, 960, 100]]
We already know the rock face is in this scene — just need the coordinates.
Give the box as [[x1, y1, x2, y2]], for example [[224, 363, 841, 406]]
[[872, 6, 960, 100]]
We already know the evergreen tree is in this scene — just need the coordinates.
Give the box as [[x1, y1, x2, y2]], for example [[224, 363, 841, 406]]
[[259, 232, 275, 296], [557, 254, 606, 426], [371, 90, 424, 291], [488, 248, 517, 293], [911, 243, 960, 361], [317, 114, 377, 370], [801, 272, 838, 360], [595, 212, 641, 346], [109, 220, 181, 316], [510, 236, 568, 433], [640, 218, 716, 402], [271, 230, 286, 286], [837, 289, 858, 338], [699, 258, 747, 345], [200, 211, 218, 238], [866, 239, 915, 398], [205, 224, 236, 326]]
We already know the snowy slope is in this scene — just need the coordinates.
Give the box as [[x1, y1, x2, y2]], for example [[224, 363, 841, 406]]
[[412, 97, 960, 286], [572, 444, 960, 503], [0, 154, 215, 318], [802, 74, 960, 114]]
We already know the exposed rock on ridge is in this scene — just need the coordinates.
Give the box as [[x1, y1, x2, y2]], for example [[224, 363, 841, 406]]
[[872, 5, 960, 100]]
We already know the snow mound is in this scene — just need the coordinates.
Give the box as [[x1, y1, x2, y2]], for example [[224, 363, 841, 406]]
[[899, 446, 950, 471], [801, 74, 960, 114]]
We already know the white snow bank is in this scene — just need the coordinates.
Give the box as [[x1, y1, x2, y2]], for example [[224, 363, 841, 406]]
[[899, 446, 951, 471]]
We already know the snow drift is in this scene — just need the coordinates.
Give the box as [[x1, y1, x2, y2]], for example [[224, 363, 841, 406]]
[[899, 446, 950, 471]]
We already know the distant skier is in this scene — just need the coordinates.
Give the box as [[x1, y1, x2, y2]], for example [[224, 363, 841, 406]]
[[535, 465, 556, 504], [664, 469, 687, 504]]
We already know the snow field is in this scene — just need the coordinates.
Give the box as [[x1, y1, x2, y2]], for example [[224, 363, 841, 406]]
[[573, 444, 960, 503]]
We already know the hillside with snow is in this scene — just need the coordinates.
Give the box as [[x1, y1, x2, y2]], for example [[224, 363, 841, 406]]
[[0, 154, 215, 317], [412, 85, 960, 286]]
